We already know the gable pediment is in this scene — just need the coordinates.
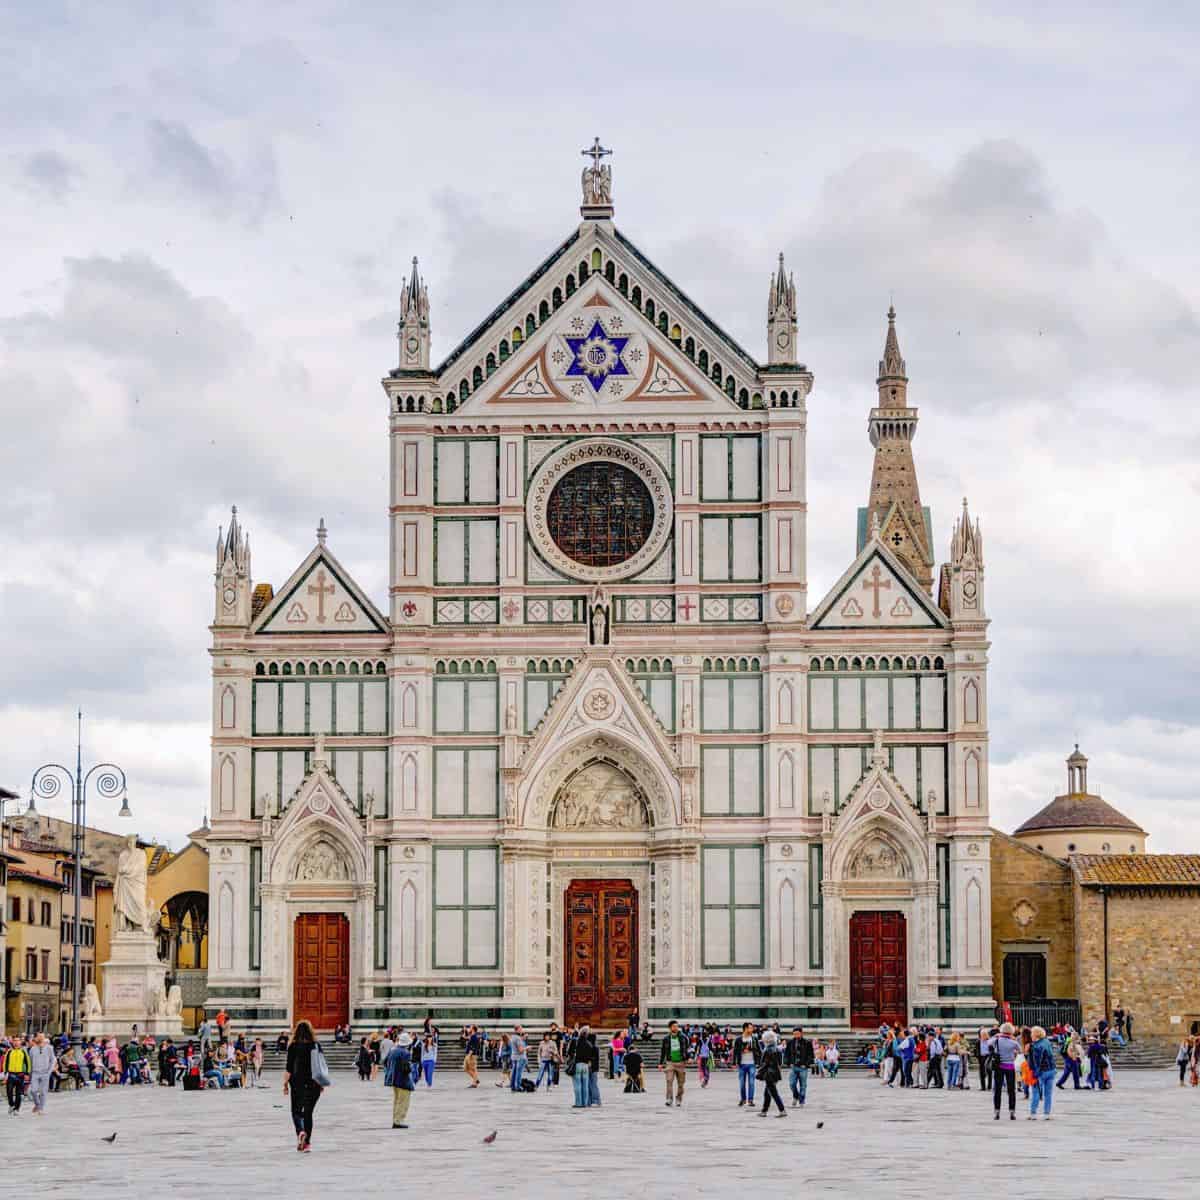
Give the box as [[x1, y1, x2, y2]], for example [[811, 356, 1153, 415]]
[[810, 540, 948, 631], [252, 544, 388, 635], [434, 223, 763, 417]]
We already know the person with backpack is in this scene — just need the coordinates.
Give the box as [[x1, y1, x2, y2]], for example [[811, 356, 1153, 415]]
[[567, 1024, 599, 1109], [282, 1020, 327, 1152], [384, 1033, 415, 1128], [991, 1021, 1021, 1120], [3, 1036, 32, 1114], [1028, 1026, 1058, 1119], [623, 1043, 645, 1093]]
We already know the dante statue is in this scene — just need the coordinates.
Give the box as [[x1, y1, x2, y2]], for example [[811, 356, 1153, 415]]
[[114, 833, 152, 934]]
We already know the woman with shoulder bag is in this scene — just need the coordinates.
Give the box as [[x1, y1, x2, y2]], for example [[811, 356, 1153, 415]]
[[756, 1030, 786, 1118], [282, 1021, 328, 1152], [991, 1022, 1020, 1121]]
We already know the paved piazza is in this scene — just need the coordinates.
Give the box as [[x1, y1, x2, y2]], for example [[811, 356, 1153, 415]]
[[13, 1068, 1197, 1199]]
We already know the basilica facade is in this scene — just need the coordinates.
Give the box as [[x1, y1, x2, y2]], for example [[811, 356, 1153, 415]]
[[206, 149, 994, 1033]]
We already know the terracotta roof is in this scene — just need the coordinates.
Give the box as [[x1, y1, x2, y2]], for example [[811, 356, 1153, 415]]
[[1073, 854, 1200, 887], [1014, 792, 1145, 835], [252, 583, 274, 618]]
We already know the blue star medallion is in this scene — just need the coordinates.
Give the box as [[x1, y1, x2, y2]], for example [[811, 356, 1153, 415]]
[[563, 319, 630, 393]]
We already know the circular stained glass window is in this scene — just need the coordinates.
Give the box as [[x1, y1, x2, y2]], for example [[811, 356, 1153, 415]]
[[545, 462, 655, 568]]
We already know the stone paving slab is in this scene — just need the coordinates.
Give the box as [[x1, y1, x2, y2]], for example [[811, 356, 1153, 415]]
[[10, 1067, 1199, 1199]]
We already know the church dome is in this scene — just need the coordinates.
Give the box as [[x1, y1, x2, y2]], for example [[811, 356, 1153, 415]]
[[1014, 793, 1145, 836], [1012, 745, 1147, 855]]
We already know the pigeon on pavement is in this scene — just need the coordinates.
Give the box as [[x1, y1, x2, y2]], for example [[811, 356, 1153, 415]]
[[483, 1131, 498, 1144], [102, 1133, 118, 1144]]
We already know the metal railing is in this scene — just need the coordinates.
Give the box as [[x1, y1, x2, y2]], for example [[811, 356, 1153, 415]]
[[1000, 1000, 1082, 1030]]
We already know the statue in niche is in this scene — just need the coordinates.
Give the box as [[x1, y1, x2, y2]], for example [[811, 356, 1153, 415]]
[[295, 839, 350, 881], [552, 762, 648, 830], [847, 837, 906, 880]]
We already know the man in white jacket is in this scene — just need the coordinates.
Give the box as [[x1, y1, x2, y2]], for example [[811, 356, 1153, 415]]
[[28, 1033, 58, 1115]]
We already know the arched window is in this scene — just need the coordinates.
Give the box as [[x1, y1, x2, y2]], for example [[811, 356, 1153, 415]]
[[604, 261, 615, 283], [486, 352, 496, 375], [552, 287, 563, 309], [591, 248, 602, 271], [472, 366, 483, 389], [684, 337, 695, 359], [525, 314, 535, 337], [538, 300, 550, 323]]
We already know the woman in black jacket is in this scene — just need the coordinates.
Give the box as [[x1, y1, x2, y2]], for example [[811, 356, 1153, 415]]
[[355, 1037, 373, 1082], [757, 1030, 786, 1118], [283, 1021, 325, 1152]]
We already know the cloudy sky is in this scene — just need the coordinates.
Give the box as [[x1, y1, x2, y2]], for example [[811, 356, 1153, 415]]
[[2, 2, 1197, 849]]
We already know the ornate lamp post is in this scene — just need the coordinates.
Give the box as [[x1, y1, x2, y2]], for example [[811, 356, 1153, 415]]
[[29, 710, 131, 1048]]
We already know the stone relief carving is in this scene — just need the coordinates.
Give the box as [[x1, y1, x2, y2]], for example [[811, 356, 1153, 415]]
[[582, 689, 614, 720], [847, 836, 908, 880], [294, 839, 350, 881], [1012, 898, 1037, 928], [551, 761, 649, 830], [658, 866, 672, 972]]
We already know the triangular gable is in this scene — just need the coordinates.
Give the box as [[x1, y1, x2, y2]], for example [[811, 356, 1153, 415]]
[[518, 658, 681, 782], [436, 221, 759, 416], [810, 539, 948, 631], [266, 759, 368, 883], [252, 543, 388, 635]]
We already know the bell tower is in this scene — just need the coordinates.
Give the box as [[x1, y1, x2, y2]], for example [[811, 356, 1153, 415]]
[[863, 306, 935, 592]]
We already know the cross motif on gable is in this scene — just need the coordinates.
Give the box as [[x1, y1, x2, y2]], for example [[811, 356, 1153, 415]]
[[307, 569, 335, 624], [677, 596, 696, 620], [862, 564, 891, 618]]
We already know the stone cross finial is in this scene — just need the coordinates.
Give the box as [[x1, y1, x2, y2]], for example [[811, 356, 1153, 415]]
[[316, 517, 327, 546]]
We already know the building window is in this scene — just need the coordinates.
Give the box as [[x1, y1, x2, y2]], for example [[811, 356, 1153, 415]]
[[700, 515, 761, 582], [700, 433, 761, 501], [700, 746, 763, 815], [434, 437, 499, 504], [525, 661, 573, 732], [936, 843, 951, 969], [808, 671, 946, 732], [434, 518, 499, 585], [432, 846, 499, 970], [374, 846, 389, 971], [808, 844, 824, 970], [701, 845, 763, 968], [433, 748, 499, 817], [25, 950, 37, 981], [41, 901, 52, 927], [625, 659, 675, 731], [248, 846, 262, 971], [40, 950, 50, 980], [433, 672, 498, 734], [27, 898, 34, 924], [700, 662, 762, 732]]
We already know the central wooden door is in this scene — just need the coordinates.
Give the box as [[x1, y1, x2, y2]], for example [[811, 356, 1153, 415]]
[[849, 910, 907, 1028], [293, 913, 349, 1031], [564, 880, 638, 1029]]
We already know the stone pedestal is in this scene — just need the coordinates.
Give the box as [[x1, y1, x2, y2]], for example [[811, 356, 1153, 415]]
[[83, 930, 183, 1039]]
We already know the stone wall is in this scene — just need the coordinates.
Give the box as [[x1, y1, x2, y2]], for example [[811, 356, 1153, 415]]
[[1074, 885, 1200, 1037], [989, 832, 1074, 1000]]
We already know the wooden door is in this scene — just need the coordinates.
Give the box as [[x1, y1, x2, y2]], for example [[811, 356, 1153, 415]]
[[293, 913, 349, 1031], [849, 910, 907, 1028], [1003, 953, 1046, 1003], [564, 880, 638, 1029]]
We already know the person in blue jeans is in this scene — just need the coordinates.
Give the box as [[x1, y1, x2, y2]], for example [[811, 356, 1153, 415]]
[[569, 1026, 599, 1108], [1056, 1036, 1082, 1089], [783, 1027, 813, 1106], [731, 1023, 760, 1107], [1028, 1027, 1058, 1119], [898, 1030, 916, 1087], [509, 1026, 529, 1092]]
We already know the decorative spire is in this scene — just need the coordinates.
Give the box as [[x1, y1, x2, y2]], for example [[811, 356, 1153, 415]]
[[950, 497, 983, 566], [398, 256, 431, 370], [216, 504, 249, 573], [316, 517, 327, 547], [877, 304, 908, 395], [767, 251, 798, 364]]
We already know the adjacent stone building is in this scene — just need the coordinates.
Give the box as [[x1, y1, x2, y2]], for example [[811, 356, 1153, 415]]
[[1072, 854, 1200, 1037], [205, 147, 996, 1034]]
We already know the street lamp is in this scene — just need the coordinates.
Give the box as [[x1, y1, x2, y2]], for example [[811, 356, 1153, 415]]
[[29, 709, 131, 1049]]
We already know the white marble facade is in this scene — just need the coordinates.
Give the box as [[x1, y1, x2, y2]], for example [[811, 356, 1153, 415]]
[[206, 155, 994, 1033]]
